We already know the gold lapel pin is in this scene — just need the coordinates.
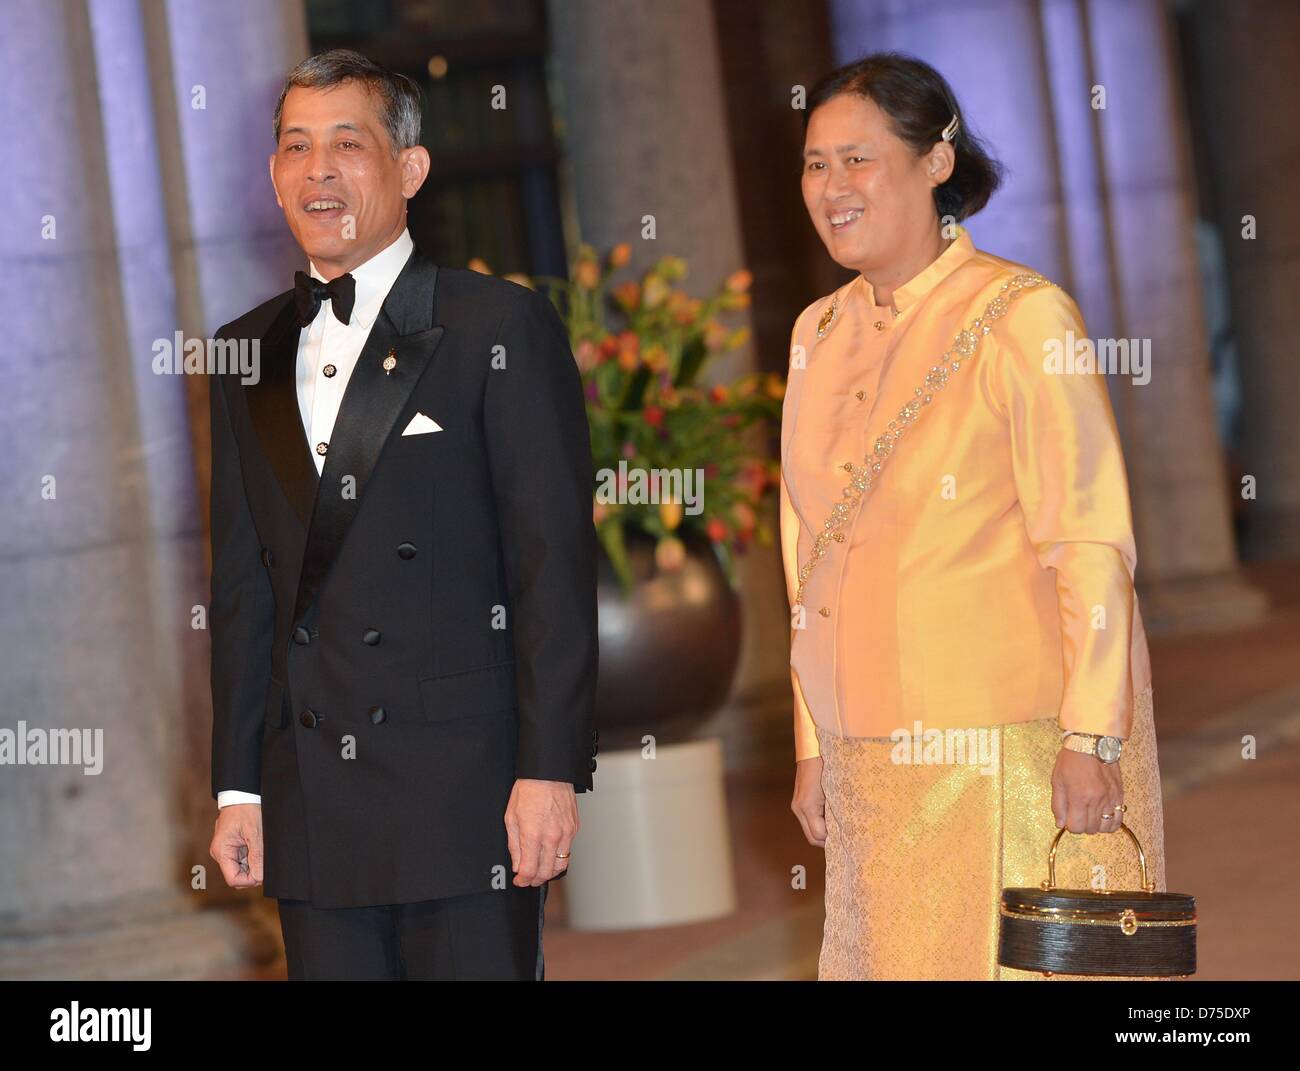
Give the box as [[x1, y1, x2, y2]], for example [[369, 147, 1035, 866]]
[[383, 349, 397, 375]]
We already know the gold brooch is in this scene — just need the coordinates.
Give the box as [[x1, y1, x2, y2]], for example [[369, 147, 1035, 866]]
[[383, 349, 397, 375], [816, 296, 838, 338]]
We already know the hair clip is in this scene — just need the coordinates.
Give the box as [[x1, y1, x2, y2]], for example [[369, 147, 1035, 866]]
[[941, 113, 959, 143]]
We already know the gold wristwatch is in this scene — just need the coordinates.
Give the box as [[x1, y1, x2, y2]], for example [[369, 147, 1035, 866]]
[[1061, 731, 1123, 764]]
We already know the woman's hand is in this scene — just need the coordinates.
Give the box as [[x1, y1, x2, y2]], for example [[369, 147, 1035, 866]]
[[792, 756, 828, 847], [1051, 747, 1124, 834]]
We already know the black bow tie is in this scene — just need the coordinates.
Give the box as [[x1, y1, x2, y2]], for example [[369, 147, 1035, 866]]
[[294, 270, 356, 327]]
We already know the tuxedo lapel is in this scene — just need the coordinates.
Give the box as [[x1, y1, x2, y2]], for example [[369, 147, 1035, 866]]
[[245, 300, 319, 532], [292, 254, 445, 625]]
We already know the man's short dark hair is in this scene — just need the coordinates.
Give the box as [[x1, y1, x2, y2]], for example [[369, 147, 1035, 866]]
[[273, 48, 422, 154]]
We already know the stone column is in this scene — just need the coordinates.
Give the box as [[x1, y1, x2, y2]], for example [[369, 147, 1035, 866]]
[[828, 0, 1265, 633], [1185, 0, 1300, 560], [0, 0, 301, 979], [547, 0, 789, 761]]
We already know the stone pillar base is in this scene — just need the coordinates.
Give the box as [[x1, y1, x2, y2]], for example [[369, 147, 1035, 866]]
[[1138, 571, 1270, 637], [0, 894, 281, 980]]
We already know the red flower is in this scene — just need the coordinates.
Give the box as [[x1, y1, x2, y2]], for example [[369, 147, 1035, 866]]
[[706, 518, 728, 543], [643, 404, 665, 428]]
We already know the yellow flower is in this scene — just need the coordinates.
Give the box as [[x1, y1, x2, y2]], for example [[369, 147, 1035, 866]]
[[642, 275, 670, 309], [643, 343, 670, 373], [659, 499, 683, 531], [726, 326, 751, 350]]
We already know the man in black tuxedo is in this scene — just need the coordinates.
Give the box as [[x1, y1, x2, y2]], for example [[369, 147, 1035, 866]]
[[207, 49, 598, 980]]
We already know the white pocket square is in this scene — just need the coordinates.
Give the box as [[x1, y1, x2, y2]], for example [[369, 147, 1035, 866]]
[[401, 412, 443, 436]]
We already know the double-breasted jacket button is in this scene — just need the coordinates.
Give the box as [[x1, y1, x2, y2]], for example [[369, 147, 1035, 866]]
[[293, 625, 311, 645], [316, 441, 328, 456], [368, 705, 387, 725], [300, 709, 321, 728], [362, 628, 381, 646], [397, 542, 417, 560], [323, 363, 337, 377]]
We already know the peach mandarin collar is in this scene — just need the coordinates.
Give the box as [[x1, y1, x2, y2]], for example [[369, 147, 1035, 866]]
[[856, 224, 977, 314]]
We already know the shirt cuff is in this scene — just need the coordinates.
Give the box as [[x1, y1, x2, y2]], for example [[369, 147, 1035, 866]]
[[217, 790, 262, 808]]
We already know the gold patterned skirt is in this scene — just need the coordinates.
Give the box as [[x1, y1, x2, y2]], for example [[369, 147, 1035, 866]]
[[816, 685, 1165, 980]]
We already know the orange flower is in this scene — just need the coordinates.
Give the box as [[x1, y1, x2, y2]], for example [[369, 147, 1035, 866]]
[[575, 258, 601, 290], [725, 268, 753, 293], [726, 327, 750, 350], [764, 372, 786, 399], [467, 257, 492, 274], [705, 518, 728, 543], [613, 281, 641, 311], [597, 335, 620, 363], [709, 384, 729, 404], [659, 499, 683, 531], [617, 348, 639, 372], [704, 320, 728, 351], [608, 243, 631, 269], [617, 330, 640, 355]]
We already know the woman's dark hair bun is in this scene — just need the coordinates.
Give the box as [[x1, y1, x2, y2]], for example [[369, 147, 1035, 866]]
[[804, 51, 1005, 223]]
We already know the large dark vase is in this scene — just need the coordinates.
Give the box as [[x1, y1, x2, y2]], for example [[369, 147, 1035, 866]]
[[594, 527, 743, 750]]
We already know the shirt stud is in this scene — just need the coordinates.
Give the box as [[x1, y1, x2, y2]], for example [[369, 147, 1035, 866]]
[[316, 442, 327, 456], [323, 363, 337, 377]]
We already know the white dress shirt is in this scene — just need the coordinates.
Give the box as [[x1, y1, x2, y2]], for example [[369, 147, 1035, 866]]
[[217, 229, 414, 810]]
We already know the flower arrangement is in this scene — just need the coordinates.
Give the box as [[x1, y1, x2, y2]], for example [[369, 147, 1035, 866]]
[[470, 244, 785, 593]]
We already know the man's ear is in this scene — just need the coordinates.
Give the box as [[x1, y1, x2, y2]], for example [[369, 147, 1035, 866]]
[[400, 145, 431, 200], [927, 141, 955, 187], [268, 155, 283, 207]]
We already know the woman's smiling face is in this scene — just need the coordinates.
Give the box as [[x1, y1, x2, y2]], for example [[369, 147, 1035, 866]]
[[801, 93, 947, 276]]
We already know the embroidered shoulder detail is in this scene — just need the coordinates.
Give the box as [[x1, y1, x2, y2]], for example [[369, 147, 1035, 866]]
[[793, 271, 1054, 606]]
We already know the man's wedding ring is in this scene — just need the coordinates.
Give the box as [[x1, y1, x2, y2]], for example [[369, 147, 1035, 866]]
[[555, 851, 570, 860]]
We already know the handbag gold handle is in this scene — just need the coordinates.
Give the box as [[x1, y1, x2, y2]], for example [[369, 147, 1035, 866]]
[[1042, 821, 1155, 893]]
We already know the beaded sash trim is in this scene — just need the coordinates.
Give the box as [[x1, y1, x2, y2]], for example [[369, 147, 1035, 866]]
[[793, 271, 1054, 606]]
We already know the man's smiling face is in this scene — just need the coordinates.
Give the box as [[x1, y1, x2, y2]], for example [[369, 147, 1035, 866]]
[[269, 80, 427, 278]]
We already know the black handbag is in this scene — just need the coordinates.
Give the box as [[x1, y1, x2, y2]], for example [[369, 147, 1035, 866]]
[[998, 823, 1196, 977]]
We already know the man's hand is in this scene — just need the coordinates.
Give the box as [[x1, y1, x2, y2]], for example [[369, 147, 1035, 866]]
[[1052, 748, 1124, 834], [504, 779, 578, 886], [209, 803, 264, 888], [792, 756, 827, 847]]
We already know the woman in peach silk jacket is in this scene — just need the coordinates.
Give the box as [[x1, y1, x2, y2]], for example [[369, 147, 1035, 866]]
[[783, 53, 1166, 980]]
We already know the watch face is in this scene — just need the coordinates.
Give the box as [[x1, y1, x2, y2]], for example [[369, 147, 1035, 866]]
[[1097, 736, 1123, 763]]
